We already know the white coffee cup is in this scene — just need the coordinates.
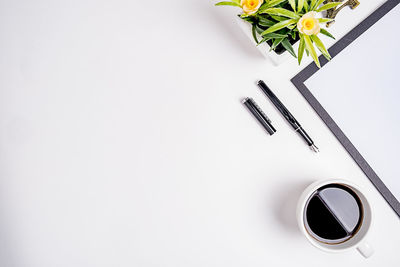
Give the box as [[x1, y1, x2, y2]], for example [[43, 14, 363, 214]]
[[296, 179, 374, 258]]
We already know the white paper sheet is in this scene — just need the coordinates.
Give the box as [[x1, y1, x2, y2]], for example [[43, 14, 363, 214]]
[[305, 3, 400, 201]]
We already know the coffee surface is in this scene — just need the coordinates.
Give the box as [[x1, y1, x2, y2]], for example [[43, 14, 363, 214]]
[[305, 184, 363, 244]]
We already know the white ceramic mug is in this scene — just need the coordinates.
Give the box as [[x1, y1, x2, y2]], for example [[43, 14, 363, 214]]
[[296, 179, 374, 258]]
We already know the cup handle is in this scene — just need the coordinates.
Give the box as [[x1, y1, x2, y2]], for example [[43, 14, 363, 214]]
[[357, 242, 374, 258]]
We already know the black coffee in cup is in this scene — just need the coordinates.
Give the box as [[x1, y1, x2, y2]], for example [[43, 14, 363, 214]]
[[304, 184, 363, 244]]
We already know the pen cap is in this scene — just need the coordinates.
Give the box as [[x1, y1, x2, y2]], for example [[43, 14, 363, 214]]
[[242, 97, 276, 135]]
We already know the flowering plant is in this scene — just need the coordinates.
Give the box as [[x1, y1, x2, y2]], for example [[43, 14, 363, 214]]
[[215, 0, 340, 67]]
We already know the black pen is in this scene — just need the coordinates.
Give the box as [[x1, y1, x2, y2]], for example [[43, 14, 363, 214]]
[[257, 80, 319, 152]]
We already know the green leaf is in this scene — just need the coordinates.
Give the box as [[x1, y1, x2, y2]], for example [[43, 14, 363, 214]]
[[265, 0, 287, 8], [260, 8, 300, 19], [258, 20, 275, 27], [215, 1, 241, 7], [298, 34, 305, 65], [298, 0, 305, 13], [278, 28, 290, 34], [232, 0, 240, 4], [310, 0, 317, 10], [304, 35, 320, 68], [259, 22, 275, 28], [311, 0, 325, 10], [320, 28, 335, 39], [255, 25, 265, 34], [261, 19, 297, 35], [318, 18, 334, 23], [288, 0, 296, 11], [258, 2, 268, 12], [257, 36, 272, 46], [241, 15, 256, 23], [291, 30, 297, 39], [282, 38, 297, 58], [263, 32, 288, 38], [304, 0, 309, 12], [316, 2, 342, 12], [258, 16, 275, 27], [270, 37, 284, 51], [311, 34, 331, 60], [270, 15, 288, 21], [252, 24, 259, 44]]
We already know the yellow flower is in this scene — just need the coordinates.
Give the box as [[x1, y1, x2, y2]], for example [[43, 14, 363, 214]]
[[297, 11, 320, 35], [241, 0, 263, 15]]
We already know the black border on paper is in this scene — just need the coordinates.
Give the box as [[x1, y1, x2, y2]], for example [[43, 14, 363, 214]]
[[291, 0, 400, 217]]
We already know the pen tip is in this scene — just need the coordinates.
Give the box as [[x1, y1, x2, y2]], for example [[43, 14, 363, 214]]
[[310, 144, 319, 153]]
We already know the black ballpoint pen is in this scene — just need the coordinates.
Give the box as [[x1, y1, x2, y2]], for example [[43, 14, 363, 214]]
[[257, 80, 319, 152]]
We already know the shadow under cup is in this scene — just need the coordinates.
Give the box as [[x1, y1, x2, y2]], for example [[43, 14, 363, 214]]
[[303, 183, 372, 250]]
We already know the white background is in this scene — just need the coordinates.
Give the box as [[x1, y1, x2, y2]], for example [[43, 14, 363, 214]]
[[0, 0, 398, 266]]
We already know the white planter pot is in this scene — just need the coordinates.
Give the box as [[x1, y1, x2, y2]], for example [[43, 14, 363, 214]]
[[236, 16, 299, 66]]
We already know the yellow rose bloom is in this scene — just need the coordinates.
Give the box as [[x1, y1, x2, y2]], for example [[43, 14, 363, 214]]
[[241, 0, 263, 15], [297, 11, 320, 35]]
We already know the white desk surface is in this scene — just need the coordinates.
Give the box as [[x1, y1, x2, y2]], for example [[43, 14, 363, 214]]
[[0, 0, 398, 266]]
